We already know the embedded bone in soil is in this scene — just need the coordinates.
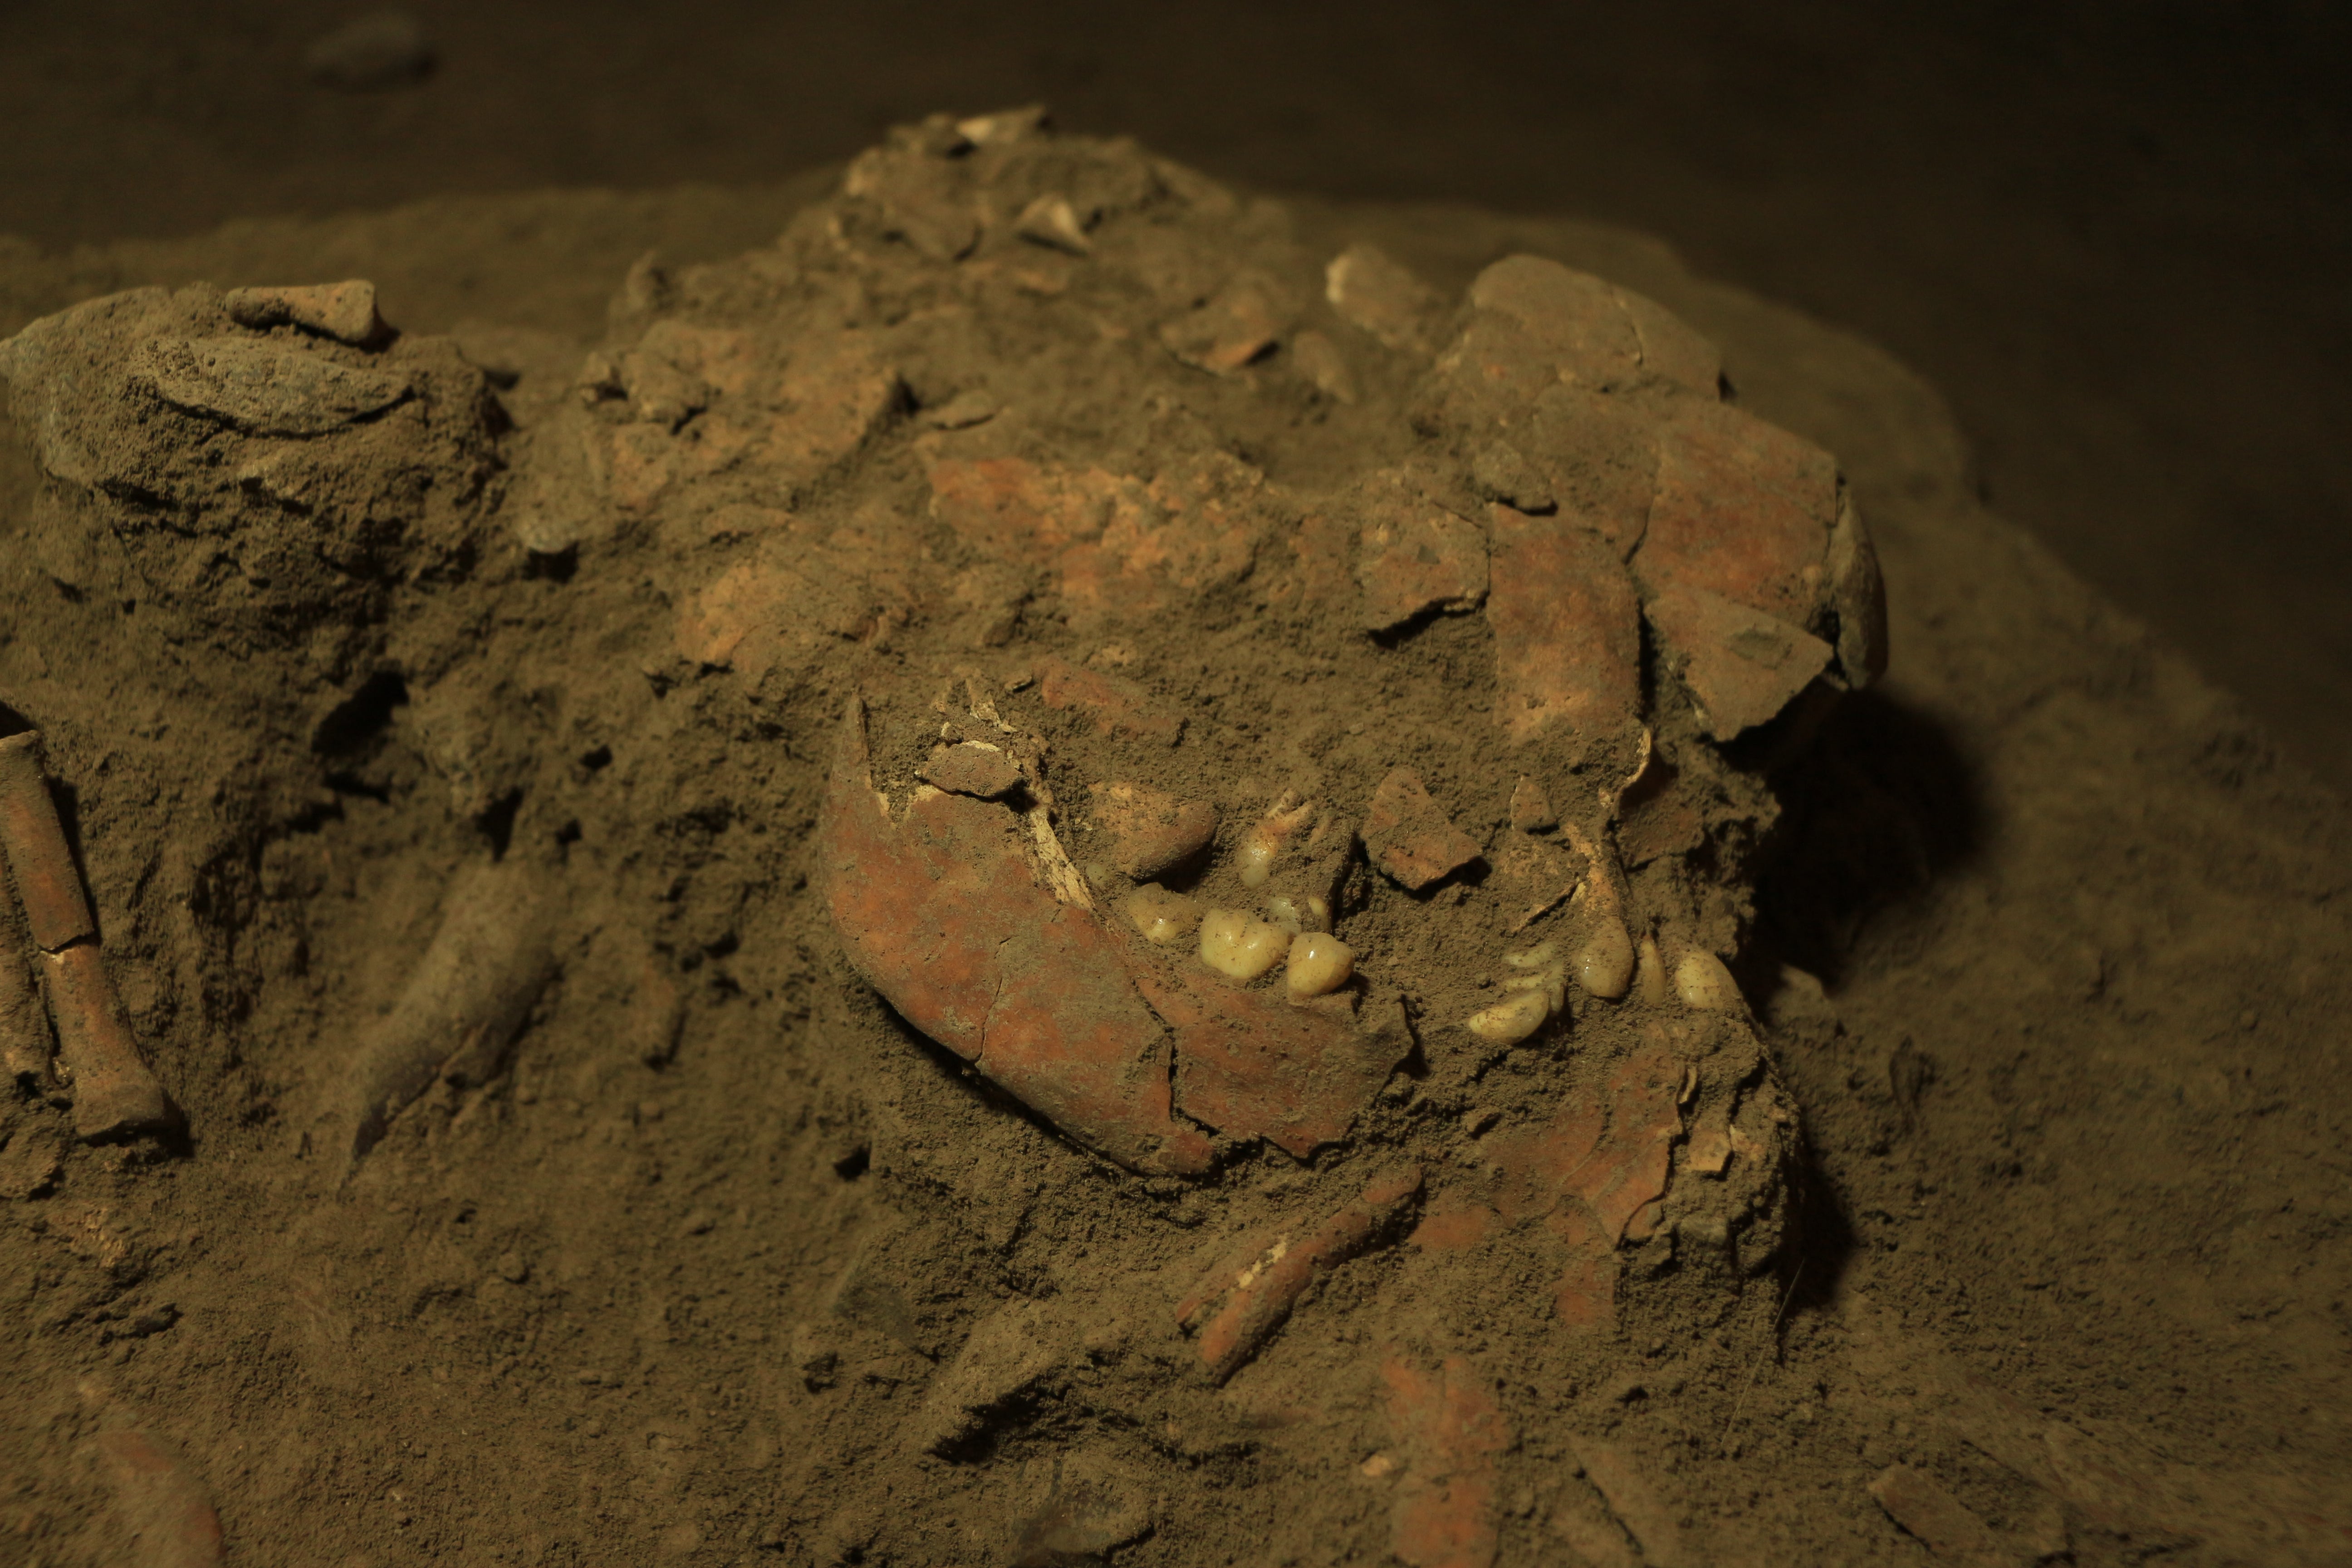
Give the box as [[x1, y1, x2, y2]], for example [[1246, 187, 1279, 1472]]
[[344, 857, 559, 1166], [0, 730, 176, 1139], [825, 698, 1409, 1163], [0, 113, 1913, 1564]]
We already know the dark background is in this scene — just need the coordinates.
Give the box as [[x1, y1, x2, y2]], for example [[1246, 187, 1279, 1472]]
[[4, 1, 2347, 785]]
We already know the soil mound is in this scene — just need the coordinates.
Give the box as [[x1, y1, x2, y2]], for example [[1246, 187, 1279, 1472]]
[[0, 117, 2345, 1568]]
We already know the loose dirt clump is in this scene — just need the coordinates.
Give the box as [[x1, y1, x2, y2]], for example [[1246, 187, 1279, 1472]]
[[0, 115, 2347, 1568]]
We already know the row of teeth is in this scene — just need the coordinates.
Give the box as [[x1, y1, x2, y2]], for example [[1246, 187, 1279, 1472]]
[[1115, 792, 1743, 1031], [1469, 928, 1744, 1043], [1123, 886, 1355, 1002]]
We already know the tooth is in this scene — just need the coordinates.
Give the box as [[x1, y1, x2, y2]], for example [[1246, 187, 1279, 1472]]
[[1636, 935, 1669, 1008], [1285, 932, 1355, 1000], [1263, 893, 1332, 936], [1466, 989, 1550, 1044], [1199, 909, 1289, 982], [1124, 885, 1204, 946], [1237, 795, 1315, 888], [1674, 949, 1742, 1012], [1574, 917, 1634, 999]]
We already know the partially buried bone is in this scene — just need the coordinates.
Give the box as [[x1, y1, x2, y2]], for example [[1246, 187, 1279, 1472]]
[[345, 856, 559, 1167], [0, 730, 176, 1140], [0, 894, 49, 1083]]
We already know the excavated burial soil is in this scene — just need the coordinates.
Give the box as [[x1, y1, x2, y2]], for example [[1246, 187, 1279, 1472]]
[[0, 130, 2348, 1568]]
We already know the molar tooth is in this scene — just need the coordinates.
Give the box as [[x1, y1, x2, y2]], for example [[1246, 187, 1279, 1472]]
[[1123, 885, 1203, 946], [1285, 932, 1355, 1000], [1199, 909, 1288, 982]]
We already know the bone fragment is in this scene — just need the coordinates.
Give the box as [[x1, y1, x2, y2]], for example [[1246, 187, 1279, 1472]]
[[0, 731, 98, 950], [1178, 1162, 1421, 1381], [345, 857, 559, 1166], [0, 895, 49, 1083], [0, 731, 175, 1139]]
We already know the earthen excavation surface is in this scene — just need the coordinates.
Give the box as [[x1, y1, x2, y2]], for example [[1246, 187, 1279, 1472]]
[[0, 118, 2347, 1568]]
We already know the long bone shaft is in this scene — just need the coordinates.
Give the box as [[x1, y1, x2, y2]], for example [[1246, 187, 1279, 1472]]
[[0, 730, 176, 1140]]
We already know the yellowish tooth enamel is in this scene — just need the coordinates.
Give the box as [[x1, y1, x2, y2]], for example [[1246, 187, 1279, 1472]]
[[1200, 908, 1288, 981], [1575, 917, 1634, 999], [1286, 931, 1354, 999], [1466, 988, 1550, 1044], [1263, 893, 1332, 936], [1503, 941, 1567, 1012], [1237, 795, 1314, 888], [1675, 949, 1741, 1012], [1123, 885, 1202, 946], [1636, 935, 1668, 1008]]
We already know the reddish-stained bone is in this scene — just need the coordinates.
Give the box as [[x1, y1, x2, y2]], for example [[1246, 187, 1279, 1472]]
[[1356, 497, 1489, 631], [1868, 1464, 2004, 1562], [1058, 461, 1264, 622], [223, 278, 382, 344], [1159, 270, 1286, 373], [599, 329, 898, 512], [1636, 397, 1838, 627], [1546, 1203, 1619, 1328], [0, 730, 98, 951], [674, 520, 916, 680], [1363, 768, 1482, 891], [1325, 243, 1444, 354], [1644, 584, 1835, 741], [1122, 933, 1407, 1156], [931, 456, 1261, 624], [0, 732, 174, 1139], [1382, 1351, 1509, 1568], [1, 894, 50, 1082], [1284, 510, 1357, 615], [1566, 1045, 1685, 1241], [921, 741, 1023, 800], [930, 456, 1126, 565], [1179, 1164, 1421, 1381], [1088, 781, 1216, 878], [96, 1426, 225, 1568], [1436, 257, 1719, 430], [1484, 505, 1642, 750], [823, 699, 1212, 1176], [1034, 655, 1184, 745], [1412, 1042, 1683, 1330], [345, 857, 558, 1166], [41, 944, 175, 1142], [1519, 384, 1660, 554], [1573, 1439, 1690, 1568]]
